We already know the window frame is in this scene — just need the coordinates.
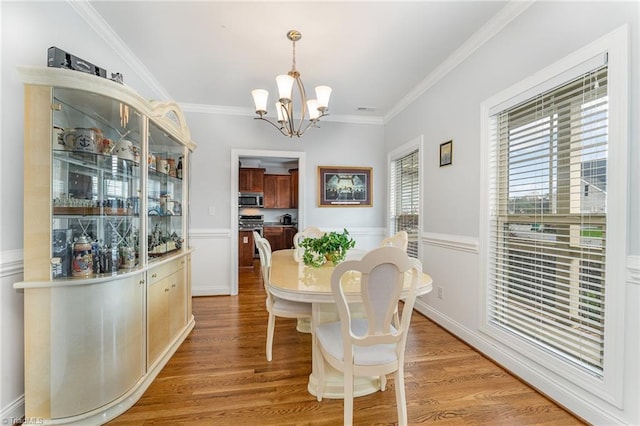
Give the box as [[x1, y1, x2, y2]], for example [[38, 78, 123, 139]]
[[387, 135, 424, 259], [479, 26, 628, 407]]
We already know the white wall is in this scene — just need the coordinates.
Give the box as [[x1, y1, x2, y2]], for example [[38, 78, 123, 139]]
[[385, 2, 639, 424]]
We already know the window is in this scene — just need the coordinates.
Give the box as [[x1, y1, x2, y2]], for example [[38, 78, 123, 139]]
[[389, 138, 422, 258], [481, 27, 628, 405], [488, 63, 608, 376]]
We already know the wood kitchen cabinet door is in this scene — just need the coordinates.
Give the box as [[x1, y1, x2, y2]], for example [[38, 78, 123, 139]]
[[289, 169, 298, 208], [239, 230, 255, 267], [264, 174, 291, 208], [284, 227, 297, 249], [239, 168, 265, 193], [263, 227, 284, 251]]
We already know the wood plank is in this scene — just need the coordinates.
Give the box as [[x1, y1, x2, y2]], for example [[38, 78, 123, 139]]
[[107, 261, 586, 425]]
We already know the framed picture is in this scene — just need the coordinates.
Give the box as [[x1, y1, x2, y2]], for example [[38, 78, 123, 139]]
[[318, 166, 372, 207], [440, 140, 453, 167]]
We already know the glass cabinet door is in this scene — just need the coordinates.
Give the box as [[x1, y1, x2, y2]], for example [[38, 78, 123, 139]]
[[147, 120, 185, 261], [51, 88, 142, 279]]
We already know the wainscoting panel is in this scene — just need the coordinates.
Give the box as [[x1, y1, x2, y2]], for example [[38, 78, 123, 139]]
[[190, 229, 232, 296], [1, 249, 25, 423]]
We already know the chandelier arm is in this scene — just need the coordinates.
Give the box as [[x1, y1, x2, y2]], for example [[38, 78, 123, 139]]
[[296, 120, 316, 137], [292, 75, 308, 136], [253, 116, 291, 137], [279, 102, 296, 137]]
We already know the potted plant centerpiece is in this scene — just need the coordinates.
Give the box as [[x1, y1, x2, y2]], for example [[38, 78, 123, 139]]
[[300, 228, 356, 267]]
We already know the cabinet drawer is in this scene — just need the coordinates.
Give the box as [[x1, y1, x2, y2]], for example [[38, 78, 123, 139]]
[[148, 256, 185, 285]]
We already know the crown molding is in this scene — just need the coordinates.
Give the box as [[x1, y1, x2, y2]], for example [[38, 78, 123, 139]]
[[383, 0, 535, 124], [179, 103, 384, 126], [69, 1, 172, 101], [74, 0, 528, 127]]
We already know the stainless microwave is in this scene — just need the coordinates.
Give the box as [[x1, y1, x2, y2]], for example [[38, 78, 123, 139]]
[[238, 192, 264, 207]]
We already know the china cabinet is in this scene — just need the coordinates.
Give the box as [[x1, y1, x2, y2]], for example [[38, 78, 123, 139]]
[[14, 66, 196, 425]]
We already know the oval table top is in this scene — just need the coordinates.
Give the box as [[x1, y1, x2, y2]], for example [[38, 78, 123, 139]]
[[268, 248, 433, 304]]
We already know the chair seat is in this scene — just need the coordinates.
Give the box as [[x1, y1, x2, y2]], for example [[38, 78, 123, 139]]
[[270, 296, 312, 317], [316, 319, 398, 366]]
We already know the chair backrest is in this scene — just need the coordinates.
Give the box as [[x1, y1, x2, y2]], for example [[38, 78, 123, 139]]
[[293, 226, 324, 249], [380, 230, 409, 252], [330, 246, 421, 354], [253, 232, 272, 293]]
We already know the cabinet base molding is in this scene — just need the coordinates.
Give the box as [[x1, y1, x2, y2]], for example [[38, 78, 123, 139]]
[[34, 317, 195, 425]]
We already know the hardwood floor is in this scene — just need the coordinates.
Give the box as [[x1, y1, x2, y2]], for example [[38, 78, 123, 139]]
[[107, 262, 585, 425]]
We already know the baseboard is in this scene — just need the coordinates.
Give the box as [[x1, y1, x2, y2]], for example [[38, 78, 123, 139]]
[[0, 395, 24, 426], [192, 287, 231, 296]]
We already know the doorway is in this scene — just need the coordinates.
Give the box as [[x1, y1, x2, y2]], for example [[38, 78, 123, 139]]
[[231, 149, 305, 295]]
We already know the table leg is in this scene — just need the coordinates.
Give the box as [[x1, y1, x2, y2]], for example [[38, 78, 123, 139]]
[[296, 317, 311, 333]]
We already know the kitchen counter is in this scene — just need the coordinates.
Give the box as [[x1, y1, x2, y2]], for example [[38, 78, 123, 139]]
[[264, 222, 298, 228]]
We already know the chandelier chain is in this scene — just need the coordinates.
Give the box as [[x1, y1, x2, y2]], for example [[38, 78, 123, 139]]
[[291, 39, 297, 72]]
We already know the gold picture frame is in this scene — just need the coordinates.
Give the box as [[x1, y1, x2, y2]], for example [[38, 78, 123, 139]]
[[318, 166, 372, 207]]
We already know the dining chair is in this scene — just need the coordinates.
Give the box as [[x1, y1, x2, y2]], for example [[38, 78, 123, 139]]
[[381, 230, 409, 252], [380, 231, 409, 327], [314, 246, 422, 426], [292, 226, 324, 249], [253, 231, 312, 362]]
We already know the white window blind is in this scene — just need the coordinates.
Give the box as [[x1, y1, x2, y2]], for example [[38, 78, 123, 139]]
[[487, 65, 608, 376], [390, 149, 419, 258]]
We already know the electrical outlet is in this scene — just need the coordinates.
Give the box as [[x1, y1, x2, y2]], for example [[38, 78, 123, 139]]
[[437, 286, 444, 300]]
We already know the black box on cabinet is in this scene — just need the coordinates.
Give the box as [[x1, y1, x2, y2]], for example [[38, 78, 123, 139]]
[[47, 46, 107, 78]]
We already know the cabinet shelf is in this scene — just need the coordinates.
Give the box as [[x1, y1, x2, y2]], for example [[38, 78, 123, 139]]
[[53, 207, 135, 216]]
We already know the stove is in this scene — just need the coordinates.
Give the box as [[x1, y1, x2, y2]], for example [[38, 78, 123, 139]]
[[238, 214, 264, 231], [239, 215, 263, 258]]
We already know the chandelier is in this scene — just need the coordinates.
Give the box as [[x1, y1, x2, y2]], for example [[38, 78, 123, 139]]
[[251, 30, 332, 138]]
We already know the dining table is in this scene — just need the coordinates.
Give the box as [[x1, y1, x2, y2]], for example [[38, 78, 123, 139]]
[[268, 248, 433, 399]]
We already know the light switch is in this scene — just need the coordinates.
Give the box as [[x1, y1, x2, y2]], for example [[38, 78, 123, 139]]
[[208, 206, 216, 216], [243, 236, 249, 243]]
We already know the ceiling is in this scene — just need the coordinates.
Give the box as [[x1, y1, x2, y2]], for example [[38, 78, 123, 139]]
[[89, 1, 509, 122]]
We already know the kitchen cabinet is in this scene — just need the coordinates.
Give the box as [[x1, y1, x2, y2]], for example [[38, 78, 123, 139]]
[[284, 227, 297, 249], [264, 226, 297, 251], [239, 167, 265, 192], [14, 66, 196, 425], [264, 174, 291, 208], [289, 168, 299, 208], [239, 230, 255, 267]]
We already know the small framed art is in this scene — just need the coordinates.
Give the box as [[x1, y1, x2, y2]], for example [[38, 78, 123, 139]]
[[440, 140, 453, 167]]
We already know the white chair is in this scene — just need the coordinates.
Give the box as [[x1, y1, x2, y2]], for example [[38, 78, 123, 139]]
[[253, 231, 311, 361], [380, 231, 409, 327], [314, 246, 422, 426], [381, 230, 409, 252], [293, 226, 325, 249]]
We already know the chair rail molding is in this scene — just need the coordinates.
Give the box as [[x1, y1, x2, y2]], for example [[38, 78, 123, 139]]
[[0, 249, 24, 278], [628, 255, 640, 285], [422, 232, 479, 254]]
